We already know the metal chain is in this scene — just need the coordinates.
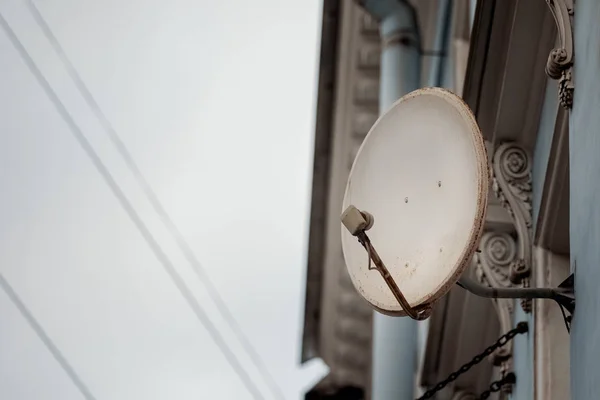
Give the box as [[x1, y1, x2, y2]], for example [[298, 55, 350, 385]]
[[416, 322, 528, 400], [477, 372, 516, 399]]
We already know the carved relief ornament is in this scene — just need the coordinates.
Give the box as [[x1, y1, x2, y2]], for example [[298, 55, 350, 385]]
[[474, 232, 517, 368], [491, 142, 533, 313], [472, 143, 533, 391], [545, 0, 575, 109]]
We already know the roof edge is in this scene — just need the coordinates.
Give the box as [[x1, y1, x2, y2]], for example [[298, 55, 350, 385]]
[[300, 0, 342, 363]]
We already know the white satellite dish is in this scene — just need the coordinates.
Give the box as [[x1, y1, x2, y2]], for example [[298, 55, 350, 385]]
[[341, 87, 488, 318]]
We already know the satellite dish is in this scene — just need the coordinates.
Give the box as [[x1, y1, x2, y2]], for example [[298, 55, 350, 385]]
[[341, 87, 488, 318]]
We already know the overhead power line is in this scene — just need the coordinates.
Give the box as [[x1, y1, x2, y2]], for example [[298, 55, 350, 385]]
[[0, 10, 264, 400], [0, 273, 97, 400], [23, 2, 285, 400]]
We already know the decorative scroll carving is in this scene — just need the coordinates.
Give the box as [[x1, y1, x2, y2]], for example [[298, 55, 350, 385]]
[[474, 233, 518, 397], [492, 142, 533, 313], [474, 232, 517, 366], [474, 143, 533, 395], [545, 0, 575, 109]]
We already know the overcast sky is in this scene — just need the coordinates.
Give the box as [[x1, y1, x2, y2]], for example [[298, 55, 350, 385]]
[[0, 1, 326, 399]]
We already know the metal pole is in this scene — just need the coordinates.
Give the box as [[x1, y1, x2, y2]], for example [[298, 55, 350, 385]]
[[457, 274, 575, 314], [458, 275, 561, 299]]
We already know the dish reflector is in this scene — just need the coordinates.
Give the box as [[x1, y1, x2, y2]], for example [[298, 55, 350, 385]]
[[341, 87, 488, 316]]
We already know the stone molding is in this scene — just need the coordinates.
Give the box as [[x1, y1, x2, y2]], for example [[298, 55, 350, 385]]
[[474, 232, 517, 369], [545, 0, 575, 109], [491, 142, 534, 313]]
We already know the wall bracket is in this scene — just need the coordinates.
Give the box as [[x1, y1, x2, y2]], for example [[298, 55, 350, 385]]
[[458, 272, 575, 328], [545, 0, 575, 109]]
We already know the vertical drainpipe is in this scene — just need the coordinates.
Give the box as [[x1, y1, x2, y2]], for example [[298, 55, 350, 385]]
[[428, 0, 452, 88], [355, 1, 421, 399]]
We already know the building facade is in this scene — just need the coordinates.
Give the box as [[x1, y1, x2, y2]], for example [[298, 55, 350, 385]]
[[303, 0, 598, 399], [301, 2, 380, 398]]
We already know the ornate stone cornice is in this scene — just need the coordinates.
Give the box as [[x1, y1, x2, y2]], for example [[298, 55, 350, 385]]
[[545, 0, 575, 109], [491, 142, 533, 313], [327, 4, 379, 389]]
